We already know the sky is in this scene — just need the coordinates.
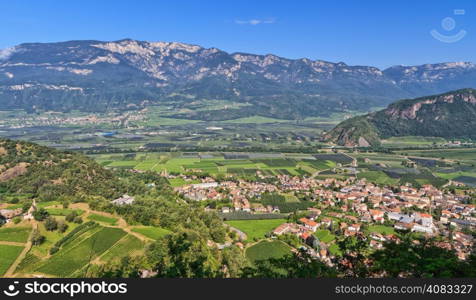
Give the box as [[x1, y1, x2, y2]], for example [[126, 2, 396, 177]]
[[1, 0, 475, 69]]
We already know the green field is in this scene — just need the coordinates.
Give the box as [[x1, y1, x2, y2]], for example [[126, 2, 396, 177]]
[[167, 178, 200, 187], [46, 208, 84, 216], [315, 229, 336, 243], [131, 226, 171, 240], [14, 252, 41, 274], [0, 226, 31, 243], [381, 136, 447, 147], [366, 225, 395, 235], [225, 219, 286, 241], [100, 235, 144, 262], [0, 244, 24, 276], [37, 201, 61, 208], [87, 214, 118, 226], [245, 240, 292, 264], [403, 148, 476, 164], [37, 227, 127, 277], [357, 171, 399, 185]]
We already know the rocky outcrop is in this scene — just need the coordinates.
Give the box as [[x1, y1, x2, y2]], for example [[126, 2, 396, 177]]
[[325, 89, 476, 146]]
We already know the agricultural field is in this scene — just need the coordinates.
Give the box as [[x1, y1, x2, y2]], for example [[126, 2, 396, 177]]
[[357, 171, 399, 185], [0, 226, 31, 243], [167, 178, 201, 187], [0, 244, 24, 276], [37, 201, 62, 208], [381, 136, 447, 148], [35, 220, 82, 257], [100, 235, 145, 262], [245, 240, 292, 264], [131, 226, 172, 240], [45, 208, 84, 216], [402, 148, 476, 164], [36, 227, 127, 277], [87, 214, 118, 226], [453, 176, 476, 187], [225, 219, 287, 241], [348, 150, 471, 187], [14, 252, 41, 274], [95, 152, 353, 177]]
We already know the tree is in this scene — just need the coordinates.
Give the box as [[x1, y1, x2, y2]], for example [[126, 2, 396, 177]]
[[371, 237, 466, 277], [337, 236, 370, 277], [33, 208, 49, 221], [146, 229, 223, 278], [31, 229, 45, 245], [44, 217, 58, 231], [241, 249, 336, 278], [57, 220, 68, 233], [221, 246, 247, 278], [65, 211, 78, 222], [73, 216, 83, 224]]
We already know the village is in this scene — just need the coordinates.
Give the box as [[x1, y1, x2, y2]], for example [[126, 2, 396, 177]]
[[174, 172, 476, 264]]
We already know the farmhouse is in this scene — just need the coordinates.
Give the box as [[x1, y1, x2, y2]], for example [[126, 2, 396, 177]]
[[112, 194, 135, 206], [299, 218, 318, 232]]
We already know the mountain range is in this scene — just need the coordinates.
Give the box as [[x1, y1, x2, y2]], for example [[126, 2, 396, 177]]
[[325, 88, 476, 146], [1, 39, 476, 119]]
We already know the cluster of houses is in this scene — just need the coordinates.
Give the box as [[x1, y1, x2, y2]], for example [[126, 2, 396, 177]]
[[3, 110, 146, 129], [175, 178, 278, 212], [173, 172, 475, 261]]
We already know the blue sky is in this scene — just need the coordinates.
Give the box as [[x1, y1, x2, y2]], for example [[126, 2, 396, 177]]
[[1, 0, 475, 68]]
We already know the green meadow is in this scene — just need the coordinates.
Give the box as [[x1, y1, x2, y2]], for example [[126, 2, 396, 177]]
[[131, 226, 172, 240], [225, 219, 287, 241], [0, 226, 31, 243]]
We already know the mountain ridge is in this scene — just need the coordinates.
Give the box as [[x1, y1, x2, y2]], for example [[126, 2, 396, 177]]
[[1, 39, 476, 119]]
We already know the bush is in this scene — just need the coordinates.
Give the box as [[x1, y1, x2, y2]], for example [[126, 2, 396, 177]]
[[73, 216, 83, 224], [12, 217, 22, 224], [49, 246, 59, 255]]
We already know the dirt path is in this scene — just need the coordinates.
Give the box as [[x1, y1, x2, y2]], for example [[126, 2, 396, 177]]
[[0, 241, 25, 247], [4, 221, 38, 277]]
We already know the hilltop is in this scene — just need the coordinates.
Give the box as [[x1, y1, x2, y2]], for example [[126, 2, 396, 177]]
[[325, 88, 476, 147], [0, 138, 128, 201]]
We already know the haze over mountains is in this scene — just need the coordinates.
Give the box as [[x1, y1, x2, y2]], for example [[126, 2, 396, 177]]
[[325, 88, 476, 147], [1, 39, 476, 119]]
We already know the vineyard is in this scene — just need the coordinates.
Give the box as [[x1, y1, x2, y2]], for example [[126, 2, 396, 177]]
[[36, 227, 127, 277]]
